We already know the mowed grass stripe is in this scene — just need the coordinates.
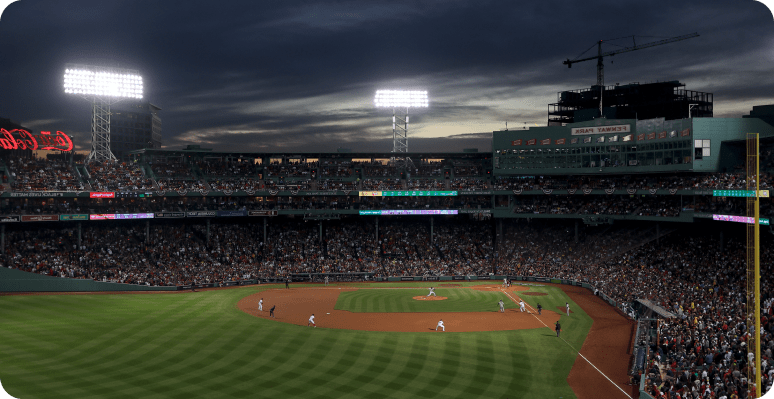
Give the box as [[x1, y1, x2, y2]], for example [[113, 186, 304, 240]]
[[335, 288, 516, 313]]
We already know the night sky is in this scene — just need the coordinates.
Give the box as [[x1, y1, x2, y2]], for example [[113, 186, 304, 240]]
[[0, 0, 772, 154]]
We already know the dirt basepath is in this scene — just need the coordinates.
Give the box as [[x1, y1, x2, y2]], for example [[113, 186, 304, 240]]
[[236, 285, 561, 332]]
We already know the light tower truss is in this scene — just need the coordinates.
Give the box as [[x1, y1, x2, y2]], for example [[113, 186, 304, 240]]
[[64, 64, 144, 163], [374, 90, 428, 171]]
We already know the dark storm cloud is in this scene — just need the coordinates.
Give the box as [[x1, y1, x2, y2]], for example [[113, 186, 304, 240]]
[[0, 0, 772, 154]]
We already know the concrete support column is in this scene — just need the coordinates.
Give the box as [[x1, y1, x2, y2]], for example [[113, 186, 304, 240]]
[[574, 220, 579, 243], [430, 216, 434, 243]]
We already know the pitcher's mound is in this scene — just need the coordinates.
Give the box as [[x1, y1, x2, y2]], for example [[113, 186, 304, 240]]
[[413, 296, 448, 301]]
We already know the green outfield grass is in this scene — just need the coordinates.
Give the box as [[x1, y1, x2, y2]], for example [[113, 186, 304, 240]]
[[0, 283, 592, 399], [334, 287, 519, 312]]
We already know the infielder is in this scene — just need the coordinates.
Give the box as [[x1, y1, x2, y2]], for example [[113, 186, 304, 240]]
[[270, 305, 276, 318], [566, 302, 570, 316], [308, 314, 316, 328], [498, 299, 505, 312], [519, 300, 526, 313], [537, 303, 542, 315], [259, 298, 263, 312], [427, 287, 436, 297], [436, 319, 445, 332], [503, 278, 507, 287]]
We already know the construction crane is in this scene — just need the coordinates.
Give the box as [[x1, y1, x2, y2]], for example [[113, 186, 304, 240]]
[[563, 33, 699, 116]]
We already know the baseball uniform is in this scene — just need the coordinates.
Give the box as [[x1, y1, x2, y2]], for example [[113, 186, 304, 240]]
[[566, 303, 570, 316], [498, 300, 505, 312], [519, 300, 525, 312], [259, 298, 263, 311], [427, 287, 436, 297], [308, 314, 315, 327], [436, 320, 445, 331]]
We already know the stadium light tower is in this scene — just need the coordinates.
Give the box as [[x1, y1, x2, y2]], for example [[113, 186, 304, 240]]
[[64, 64, 144, 162], [374, 90, 428, 169]]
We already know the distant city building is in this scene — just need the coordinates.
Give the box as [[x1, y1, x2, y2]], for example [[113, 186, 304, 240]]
[[109, 102, 162, 158]]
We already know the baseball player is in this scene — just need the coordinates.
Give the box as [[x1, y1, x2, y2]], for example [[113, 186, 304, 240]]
[[436, 319, 445, 332], [519, 300, 526, 313], [566, 302, 570, 316], [285, 279, 289, 289], [308, 314, 316, 328], [269, 305, 276, 318], [259, 298, 263, 312], [555, 321, 561, 337], [498, 299, 505, 312], [427, 287, 436, 297], [502, 278, 507, 287], [324, 276, 329, 286], [537, 303, 542, 315]]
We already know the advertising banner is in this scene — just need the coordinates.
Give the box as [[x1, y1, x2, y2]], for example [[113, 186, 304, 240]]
[[89, 192, 115, 198], [571, 124, 630, 135], [115, 213, 154, 219], [155, 212, 186, 218], [400, 277, 414, 281], [186, 211, 217, 217], [217, 210, 247, 217], [60, 214, 89, 221], [90, 214, 115, 220], [248, 210, 278, 216], [21, 215, 59, 222], [0, 215, 20, 223]]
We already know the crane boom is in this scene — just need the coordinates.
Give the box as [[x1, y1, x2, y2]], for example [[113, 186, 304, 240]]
[[563, 33, 699, 86]]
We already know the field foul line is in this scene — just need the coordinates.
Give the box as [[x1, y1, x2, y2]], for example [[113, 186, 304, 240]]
[[500, 289, 633, 399]]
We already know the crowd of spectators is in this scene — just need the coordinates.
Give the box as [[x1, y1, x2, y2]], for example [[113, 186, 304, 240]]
[[150, 159, 192, 178], [156, 178, 209, 192], [6, 158, 85, 191], [493, 173, 773, 192], [406, 179, 446, 190], [197, 159, 256, 177], [450, 178, 488, 191], [88, 160, 155, 191]]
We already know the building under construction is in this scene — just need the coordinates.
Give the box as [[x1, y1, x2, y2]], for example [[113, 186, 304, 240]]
[[547, 81, 713, 126]]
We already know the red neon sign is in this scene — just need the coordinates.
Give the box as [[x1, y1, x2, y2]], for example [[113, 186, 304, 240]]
[[89, 192, 115, 198], [0, 129, 74, 152]]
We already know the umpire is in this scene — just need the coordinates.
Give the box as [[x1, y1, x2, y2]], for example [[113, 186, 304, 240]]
[[555, 321, 561, 337]]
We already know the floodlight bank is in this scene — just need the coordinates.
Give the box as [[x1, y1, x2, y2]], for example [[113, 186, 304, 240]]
[[374, 90, 428, 108], [63, 68, 143, 99]]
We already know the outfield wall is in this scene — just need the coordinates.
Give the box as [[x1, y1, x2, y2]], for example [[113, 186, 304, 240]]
[[0, 267, 176, 292]]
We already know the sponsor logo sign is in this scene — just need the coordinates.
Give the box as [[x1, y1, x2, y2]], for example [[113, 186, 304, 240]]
[[155, 212, 185, 218], [89, 192, 114, 198], [21, 215, 58, 222], [187, 211, 217, 217], [9, 192, 66, 197], [477, 276, 491, 280], [452, 276, 465, 280], [0, 129, 74, 151], [570, 124, 630, 135], [60, 214, 89, 221], [217, 210, 247, 217], [400, 277, 414, 281], [0, 215, 20, 223], [90, 214, 115, 220], [115, 213, 154, 219], [248, 210, 278, 216]]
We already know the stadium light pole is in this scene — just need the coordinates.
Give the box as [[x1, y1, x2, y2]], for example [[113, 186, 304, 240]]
[[64, 64, 144, 162], [374, 90, 428, 170]]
